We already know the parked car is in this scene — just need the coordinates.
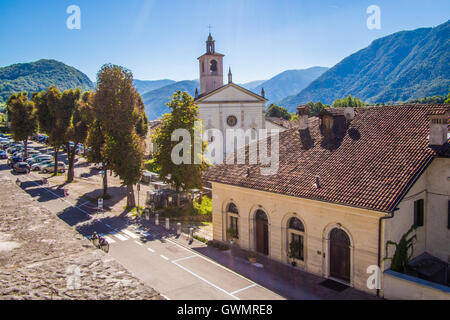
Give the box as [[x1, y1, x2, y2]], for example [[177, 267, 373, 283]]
[[8, 156, 23, 167], [31, 160, 54, 172], [13, 162, 30, 174], [27, 155, 53, 166], [0, 150, 7, 159], [40, 162, 67, 174]]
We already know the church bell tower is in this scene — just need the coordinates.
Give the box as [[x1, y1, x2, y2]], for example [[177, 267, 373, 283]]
[[198, 33, 224, 95]]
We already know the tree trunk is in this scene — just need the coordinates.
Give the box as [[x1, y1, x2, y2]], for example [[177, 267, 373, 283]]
[[126, 184, 136, 209], [53, 147, 59, 177], [24, 138, 28, 159], [102, 165, 108, 198], [67, 142, 77, 183]]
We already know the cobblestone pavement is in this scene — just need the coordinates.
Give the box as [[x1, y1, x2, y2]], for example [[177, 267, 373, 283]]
[[0, 175, 164, 300]]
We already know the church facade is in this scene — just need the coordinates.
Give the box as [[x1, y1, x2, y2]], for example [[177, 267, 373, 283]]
[[194, 34, 269, 158]]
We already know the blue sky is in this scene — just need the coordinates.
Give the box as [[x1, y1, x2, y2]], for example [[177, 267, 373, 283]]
[[0, 0, 449, 83]]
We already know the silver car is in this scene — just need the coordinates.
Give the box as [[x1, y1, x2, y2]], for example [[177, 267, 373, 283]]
[[31, 160, 54, 172]]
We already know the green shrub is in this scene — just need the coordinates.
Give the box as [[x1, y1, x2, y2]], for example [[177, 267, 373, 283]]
[[144, 158, 160, 174], [193, 196, 212, 216]]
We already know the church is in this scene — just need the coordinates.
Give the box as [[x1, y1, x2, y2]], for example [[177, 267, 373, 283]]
[[194, 34, 286, 159]]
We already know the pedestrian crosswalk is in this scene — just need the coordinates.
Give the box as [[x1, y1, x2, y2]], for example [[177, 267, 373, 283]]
[[85, 229, 142, 243]]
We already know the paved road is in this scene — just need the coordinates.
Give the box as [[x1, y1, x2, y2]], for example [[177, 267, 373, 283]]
[[1, 157, 284, 300]]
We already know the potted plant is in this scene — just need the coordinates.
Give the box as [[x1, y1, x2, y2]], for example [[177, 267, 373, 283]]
[[289, 239, 301, 267], [248, 251, 257, 264]]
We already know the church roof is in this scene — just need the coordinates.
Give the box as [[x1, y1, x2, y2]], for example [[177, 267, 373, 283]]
[[204, 104, 449, 213], [195, 82, 268, 102]]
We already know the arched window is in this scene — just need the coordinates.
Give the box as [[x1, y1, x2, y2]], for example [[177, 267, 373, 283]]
[[226, 203, 239, 240], [288, 217, 305, 262], [227, 203, 239, 214], [210, 60, 218, 73], [289, 217, 305, 232], [255, 210, 268, 221]]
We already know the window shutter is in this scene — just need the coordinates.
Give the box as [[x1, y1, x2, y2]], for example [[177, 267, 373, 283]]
[[414, 199, 424, 227]]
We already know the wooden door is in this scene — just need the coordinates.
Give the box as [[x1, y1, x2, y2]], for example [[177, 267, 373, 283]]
[[329, 228, 351, 282], [255, 210, 269, 256]]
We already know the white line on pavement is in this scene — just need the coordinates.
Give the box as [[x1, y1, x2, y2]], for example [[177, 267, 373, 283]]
[[103, 236, 116, 244], [147, 248, 155, 253], [134, 240, 143, 246], [160, 255, 169, 261], [165, 238, 253, 283], [172, 255, 198, 263], [172, 260, 240, 300], [122, 229, 140, 239], [230, 284, 258, 295], [113, 234, 128, 241]]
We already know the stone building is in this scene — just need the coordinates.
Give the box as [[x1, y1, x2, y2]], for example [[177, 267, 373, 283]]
[[194, 34, 273, 159], [204, 104, 450, 297]]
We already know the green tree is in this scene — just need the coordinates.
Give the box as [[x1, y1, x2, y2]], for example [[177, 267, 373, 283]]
[[7, 92, 37, 159], [266, 104, 291, 120], [332, 95, 365, 108], [65, 91, 91, 183], [33, 86, 81, 176], [93, 64, 148, 208], [152, 91, 209, 207]]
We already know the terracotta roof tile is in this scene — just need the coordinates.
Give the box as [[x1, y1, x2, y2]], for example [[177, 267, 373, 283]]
[[204, 105, 449, 212]]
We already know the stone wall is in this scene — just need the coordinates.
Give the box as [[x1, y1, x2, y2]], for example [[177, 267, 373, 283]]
[[0, 176, 163, 300]]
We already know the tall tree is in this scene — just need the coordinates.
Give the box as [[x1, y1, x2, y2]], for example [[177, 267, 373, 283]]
[[152, 91, 209, 207], [65, 91, 91, 183], [93, 64, 148, 208], [266, 104, 291, 120], [7, 92, 37, 159], [33, 86, 80, 176]]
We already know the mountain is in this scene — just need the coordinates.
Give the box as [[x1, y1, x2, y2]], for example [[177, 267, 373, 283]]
[[253, 67, 328, 104], [142, 80, 199, 119], [134, 79, 176, 95], [280, 20, 450, 111], [0, 59, 94, 102], [240, 80, 266, 91]]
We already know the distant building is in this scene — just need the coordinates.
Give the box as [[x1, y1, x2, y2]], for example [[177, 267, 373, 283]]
[[195, 34, 285, 159], [204, 104, 450, 298]]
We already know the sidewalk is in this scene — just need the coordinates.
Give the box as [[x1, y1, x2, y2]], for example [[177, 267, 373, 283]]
[[135, 218, 379, 300]]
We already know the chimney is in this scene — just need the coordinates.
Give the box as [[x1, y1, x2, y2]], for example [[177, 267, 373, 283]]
[[297, 105, 309, 130], [228, 67, 233, 84], [261, 88, 265, 99], [429, 111, 449, 147], [297, 105, 313, 149]]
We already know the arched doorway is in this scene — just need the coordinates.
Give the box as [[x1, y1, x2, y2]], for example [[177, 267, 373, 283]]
[[255, 210, 269, 255], [329, 228, 351, 283]]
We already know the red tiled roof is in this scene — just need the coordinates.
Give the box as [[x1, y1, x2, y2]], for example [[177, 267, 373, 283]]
[[204, 105, 449, 213]]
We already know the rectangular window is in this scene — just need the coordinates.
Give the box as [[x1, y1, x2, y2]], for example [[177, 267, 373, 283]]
[[229, 216, 239, 239], [414, 199, 424, 227], [290, 234, 304, 261]]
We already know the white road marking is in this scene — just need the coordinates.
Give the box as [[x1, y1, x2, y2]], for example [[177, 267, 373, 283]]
[[147, 248, 155, 253], [113, 233, 128, 241], [134, 240, 143, 246], [160, 255, 169, 261], [165, 238, 252, 282], [103, 236, 116, 244], [230, 284, 258, 295], [172, 255, 198, 263], [122, 229, 140, 239], [172, 260, 240, 300], [105, 224, 112, 228]]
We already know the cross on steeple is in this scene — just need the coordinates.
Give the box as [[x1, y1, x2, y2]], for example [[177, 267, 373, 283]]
[[208, 24, 212, 34]]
